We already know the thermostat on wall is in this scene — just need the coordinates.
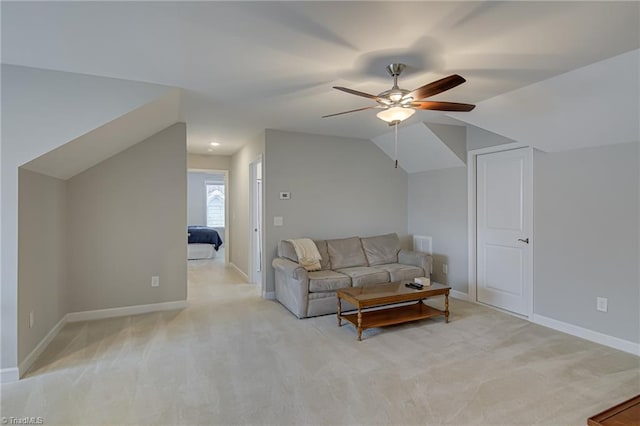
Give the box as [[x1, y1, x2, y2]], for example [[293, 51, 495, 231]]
[[279, 192, 291, 200]]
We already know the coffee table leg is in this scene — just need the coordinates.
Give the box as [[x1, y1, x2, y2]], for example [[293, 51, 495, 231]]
[[445, 292, 450, 323], [357, 308, 363, 341], [337, 297, 342, 327]]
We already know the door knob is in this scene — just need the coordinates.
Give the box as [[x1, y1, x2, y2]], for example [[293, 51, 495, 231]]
[[517, 238, 529, 244]]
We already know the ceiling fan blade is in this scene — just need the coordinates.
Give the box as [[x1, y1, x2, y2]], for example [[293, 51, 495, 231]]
[[407, 74, 466, 100], [322, 106, 378, 118], [333, 86, 382, 101], [410, 101, 476, 112]]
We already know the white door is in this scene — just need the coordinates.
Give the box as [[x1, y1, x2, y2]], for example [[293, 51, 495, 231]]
[[477, 148, 531, 316]]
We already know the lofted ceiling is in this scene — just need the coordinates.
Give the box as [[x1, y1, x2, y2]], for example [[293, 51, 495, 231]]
[[2, 1, 639, 156]]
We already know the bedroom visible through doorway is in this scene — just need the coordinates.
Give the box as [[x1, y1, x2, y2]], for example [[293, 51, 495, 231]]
[[187, 170, 227, 263]]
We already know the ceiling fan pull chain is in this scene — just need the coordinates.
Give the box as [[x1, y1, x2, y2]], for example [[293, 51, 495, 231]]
[[394, 121, 399, 169]]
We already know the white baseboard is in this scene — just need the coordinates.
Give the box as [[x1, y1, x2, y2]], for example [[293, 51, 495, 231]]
[[66, 300, 187, 323], [1, 367, 19, 383], [450, 290, 470, 301], [264, 291, 276, 300], [18, 315, 68, 378], [532, 314, 640, 356], [229, 262, 249, 281]]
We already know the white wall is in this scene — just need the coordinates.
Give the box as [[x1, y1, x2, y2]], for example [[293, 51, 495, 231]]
[[264, 129, 409, 294], [187, 171, 225, 226], [534, 142, 639, 343], [229, 132, 265, 274], [408, 167, 468, 292], [1, 65, 174, 375], [67, 123, 187, 312], [18, 169, 69, 364]]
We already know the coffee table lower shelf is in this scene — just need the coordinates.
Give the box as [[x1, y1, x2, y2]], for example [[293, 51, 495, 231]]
[[340, 302, 445, 338]]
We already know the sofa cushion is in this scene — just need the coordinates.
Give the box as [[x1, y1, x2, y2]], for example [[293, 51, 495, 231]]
[[373, 263, 424, 282], [336, 266, 389, 287], [361, 233, 400, 266], [308, 270, 351, 292], [313, 240, 331, 270], [279, 239, 331, 270], [327, 237, 367, 269]]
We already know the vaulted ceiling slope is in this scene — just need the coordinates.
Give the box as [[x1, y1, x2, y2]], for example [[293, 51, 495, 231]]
[[2, 65, 179, 174], [372, 123, 466, 174], [2, 1, 639, 155], [448, 49, 640, 152], [23, 89, 181, 180]]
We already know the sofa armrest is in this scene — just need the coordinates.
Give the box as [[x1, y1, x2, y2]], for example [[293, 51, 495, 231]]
[[272, 257, 308, 281], [272, 257, 310, 318], [398, 249, 432, 277]]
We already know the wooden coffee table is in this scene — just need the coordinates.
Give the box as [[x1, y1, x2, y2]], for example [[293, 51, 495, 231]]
[[336, 282, 450, 341]]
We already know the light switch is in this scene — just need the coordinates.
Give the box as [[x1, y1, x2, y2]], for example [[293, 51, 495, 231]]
[[274, 216, 283, 226]]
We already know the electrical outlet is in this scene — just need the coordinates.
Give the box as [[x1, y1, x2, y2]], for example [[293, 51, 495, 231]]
[[29, 310, 34, 329], [596, 297, 608, 312], [442, 264, 448, 275], [151, 276, 160, 287]]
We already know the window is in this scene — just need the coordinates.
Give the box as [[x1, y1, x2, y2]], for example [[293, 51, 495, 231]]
[[206, 182, 225, 227]]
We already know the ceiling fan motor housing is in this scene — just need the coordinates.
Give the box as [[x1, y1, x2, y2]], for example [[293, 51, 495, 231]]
[[386, 63, 406, 77]]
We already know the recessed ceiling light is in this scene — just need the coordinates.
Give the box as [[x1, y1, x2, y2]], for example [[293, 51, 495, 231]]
[[210, 142, 220, 146]]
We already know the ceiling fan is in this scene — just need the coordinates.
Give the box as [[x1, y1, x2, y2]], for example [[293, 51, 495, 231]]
[[322, 63, 475, 124]]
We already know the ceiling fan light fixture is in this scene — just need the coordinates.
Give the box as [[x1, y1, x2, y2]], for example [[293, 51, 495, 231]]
[[389, 91, 403, 102], [376, 106, 415, 123]]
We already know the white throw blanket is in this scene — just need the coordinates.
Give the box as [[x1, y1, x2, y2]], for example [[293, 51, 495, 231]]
[[287, 238, 322, 271]]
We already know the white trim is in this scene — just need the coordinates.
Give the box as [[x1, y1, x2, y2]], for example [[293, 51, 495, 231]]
[[18, 315, 67, 378], [264, 291, 276, 300], [248, 155, 265, 294], [66, 300, 187, 323], [1, 367, 20, 383], [450, 290, 470, 301], [532, 314, 640, 356], [467, 143, 534, 318], [229, 262, 249, 282]]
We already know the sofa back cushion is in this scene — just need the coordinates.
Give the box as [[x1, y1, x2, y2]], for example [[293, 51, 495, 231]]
[[278, 239, 331, 270], [361, 233, 400, 266], [327, 237, 367, 269]]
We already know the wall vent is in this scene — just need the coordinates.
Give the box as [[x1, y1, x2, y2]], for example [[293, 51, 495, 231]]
[[413, 235, 433, 274]]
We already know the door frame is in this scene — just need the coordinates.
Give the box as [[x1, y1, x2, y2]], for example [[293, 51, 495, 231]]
[[248, 155, 265, 296], [467, 143, 534, 319], [188, 168, 229, 265]]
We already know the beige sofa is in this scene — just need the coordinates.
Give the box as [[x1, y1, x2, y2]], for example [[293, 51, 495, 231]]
[[272, 233, 432, 318]]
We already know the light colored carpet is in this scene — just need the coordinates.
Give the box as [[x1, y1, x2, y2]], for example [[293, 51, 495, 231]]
[[1, 259, 638, 425]]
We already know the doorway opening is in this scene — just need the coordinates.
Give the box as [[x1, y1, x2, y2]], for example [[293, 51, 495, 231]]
[[187, 169, 228, 264]]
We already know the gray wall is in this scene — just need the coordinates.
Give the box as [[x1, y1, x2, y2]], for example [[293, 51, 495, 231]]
[[18, 169, 69, 363], [264, 129, 409, 294], [67, 123, 187, 312], [408, 135, 639, 344], [408, 167, 468, 292], [187, 172, 225, 226], [229, 132, 265, 274], [467, 125, 515, 151], [188, 154, 231, 171], [2, 64, 172, 373], [534, 142, 639, 343]]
